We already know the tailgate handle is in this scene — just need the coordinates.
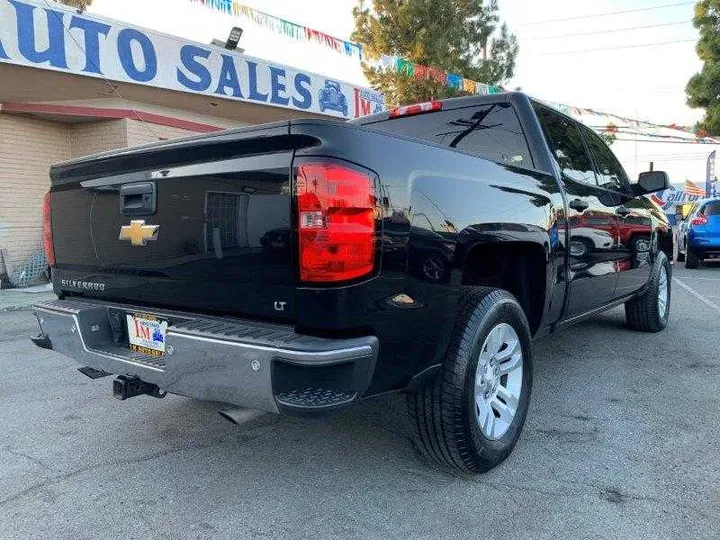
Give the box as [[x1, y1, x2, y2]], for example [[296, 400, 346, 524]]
[[119, 182, 156, 216]]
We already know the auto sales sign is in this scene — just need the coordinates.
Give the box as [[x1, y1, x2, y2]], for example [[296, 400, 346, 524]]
[[0, 0, 384, 119]]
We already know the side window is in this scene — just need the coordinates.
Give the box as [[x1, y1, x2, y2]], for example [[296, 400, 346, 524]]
[[442, 104, 531, 167], [704, 201, 720, 216], [582, 127, 628, 192], [367, 103, 533, 167], [533, 105, 596, 186]]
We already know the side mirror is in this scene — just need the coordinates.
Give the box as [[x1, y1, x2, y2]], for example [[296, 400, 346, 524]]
[[637, 171, 670, 194]]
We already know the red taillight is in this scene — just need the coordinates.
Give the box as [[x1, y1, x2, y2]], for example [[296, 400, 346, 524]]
[[43, 191, 56, 266], [296, 162, 376, 282], [692, 214, 708, 226], [389, 100, 442, 118]]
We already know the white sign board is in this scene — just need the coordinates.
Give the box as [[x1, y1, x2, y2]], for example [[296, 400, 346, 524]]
[[0, 0, 385, 119]]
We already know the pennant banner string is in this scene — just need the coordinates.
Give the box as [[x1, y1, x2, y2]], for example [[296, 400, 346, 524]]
[[188, 0, 705, 138], [542, 99, 714, 140], [189, 0, 363, 59], [370, 54, 503, 96]]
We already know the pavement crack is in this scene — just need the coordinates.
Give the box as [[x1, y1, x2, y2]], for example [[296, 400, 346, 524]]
[[3, 446, 49, 470], [0, 423, 276, 509], [474, 480, 576, 500], [368, 422, 409, 441], [553, 477, 713, 519]]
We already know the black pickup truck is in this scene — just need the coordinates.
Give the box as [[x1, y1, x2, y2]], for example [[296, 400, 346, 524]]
[[33, 92, 673, 473]]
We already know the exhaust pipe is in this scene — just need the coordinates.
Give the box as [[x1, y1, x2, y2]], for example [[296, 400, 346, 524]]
[[218, 407, 265, 425]]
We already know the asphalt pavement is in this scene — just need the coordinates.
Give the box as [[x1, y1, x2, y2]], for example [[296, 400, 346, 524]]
[[1, 262, 719, 540]]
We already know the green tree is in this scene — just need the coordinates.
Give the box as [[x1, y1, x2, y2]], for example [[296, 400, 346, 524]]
[[352, 0, 518, 106], [59, 0, 93, 11], [599, 123, 617, 146], [686, 0, 720, 135], [599, 132, 616, 146]]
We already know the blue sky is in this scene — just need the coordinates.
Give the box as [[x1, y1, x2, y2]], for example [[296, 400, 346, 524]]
[[88, 0, 714, 181]]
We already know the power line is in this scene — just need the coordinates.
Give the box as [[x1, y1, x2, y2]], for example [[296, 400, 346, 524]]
[[632, 156, 715, 161], [43, 0, 162, 141], [516, 2, 696, 26], [527, 38, 696, 56], [532, 20, 692, 40], [613, 137, 718, 145], [606, 131, 699, 141], [633, 153, 713, 158], [592, 126, 715, 142]]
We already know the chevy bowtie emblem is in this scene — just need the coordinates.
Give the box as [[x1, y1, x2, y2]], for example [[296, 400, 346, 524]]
[[119, 220, 160, 246]]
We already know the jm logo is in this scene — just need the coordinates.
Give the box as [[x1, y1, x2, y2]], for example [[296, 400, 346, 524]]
[[274, 301, 287, 312]]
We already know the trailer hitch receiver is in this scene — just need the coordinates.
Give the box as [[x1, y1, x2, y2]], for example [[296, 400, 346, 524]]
[[112, 375, 166, 400]]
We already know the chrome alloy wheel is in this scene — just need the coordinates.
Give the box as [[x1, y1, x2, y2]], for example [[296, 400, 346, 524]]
[[474, 323, 524, 440], [658, 265, 669, 317]]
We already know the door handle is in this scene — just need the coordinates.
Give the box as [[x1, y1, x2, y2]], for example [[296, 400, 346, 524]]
[[568, 198, 589, 212], [616, 206, 632, 217], [119, 182, 157, 216]]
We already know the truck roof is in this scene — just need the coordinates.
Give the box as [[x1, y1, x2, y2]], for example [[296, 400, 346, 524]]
[[351, 91, 529, 125]]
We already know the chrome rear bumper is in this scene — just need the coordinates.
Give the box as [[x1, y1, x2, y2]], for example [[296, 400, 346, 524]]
[[33, 298, 378, 415]]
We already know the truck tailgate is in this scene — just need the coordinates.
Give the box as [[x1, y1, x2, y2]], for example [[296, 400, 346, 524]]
[[49, 122, 308, 321]]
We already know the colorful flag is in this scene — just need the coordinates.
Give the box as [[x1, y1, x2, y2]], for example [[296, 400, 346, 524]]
[[706, 151, 716, 198], [684, 180, 706, 197], [428, 68, 446, 83], [414, 65, 430, 79], [396, 58, 415, 76], [189, 0, 363, 59], [446, 74, 463, 89], [379, 55, 397, 69]]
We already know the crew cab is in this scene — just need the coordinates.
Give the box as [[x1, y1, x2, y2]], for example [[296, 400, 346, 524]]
[[33, 92, 673, 473]]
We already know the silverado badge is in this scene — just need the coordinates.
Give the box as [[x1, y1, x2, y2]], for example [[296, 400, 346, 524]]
[[119, 220, 160, 246]]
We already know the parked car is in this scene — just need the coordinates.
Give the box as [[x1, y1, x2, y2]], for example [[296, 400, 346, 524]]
[[33, 92, 673, 474], [318, 80, 348, 116], [568, 227, 614, 257], [677, 197, 720, 268], [675, 201, 698, 262]]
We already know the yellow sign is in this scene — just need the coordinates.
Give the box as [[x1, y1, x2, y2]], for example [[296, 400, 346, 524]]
[[119, 220, 160, 246]]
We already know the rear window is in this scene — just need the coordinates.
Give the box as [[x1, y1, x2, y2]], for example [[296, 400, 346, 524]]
[[703, 201, 720, 215], [366, 103, 532, 168]]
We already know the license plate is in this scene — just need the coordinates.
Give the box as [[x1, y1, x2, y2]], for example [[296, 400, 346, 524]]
[[126, 313, 168, 356]]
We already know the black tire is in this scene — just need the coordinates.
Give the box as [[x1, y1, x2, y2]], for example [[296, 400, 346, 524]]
[[629, 235, 651, 253], [578, 238, 594, 256], [676, 251, 685, 263], [686, 248, 700, 269], [569, 237, 591, 258], [625, 251, 671, 332], [407, 287, 532, 474]]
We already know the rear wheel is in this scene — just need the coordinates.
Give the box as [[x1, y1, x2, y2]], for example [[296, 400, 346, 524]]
[[686, 248, 700, 269], [625, 251, 671, 332], [407, 287, 532, 473], [629, 235, 651, 253]]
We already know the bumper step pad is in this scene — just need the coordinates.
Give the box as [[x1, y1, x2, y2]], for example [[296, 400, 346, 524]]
[[275, 387, 356, 409]]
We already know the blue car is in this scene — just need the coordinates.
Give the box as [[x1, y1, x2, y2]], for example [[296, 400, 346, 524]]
[[677, 197, 720, 268], [318, 80, 348, 116]]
